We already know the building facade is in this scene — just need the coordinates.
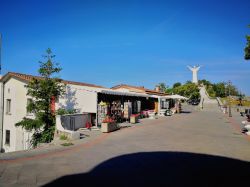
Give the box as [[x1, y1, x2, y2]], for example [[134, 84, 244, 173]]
[[0, 72, 105, 152], [0, 72, 172, 153]]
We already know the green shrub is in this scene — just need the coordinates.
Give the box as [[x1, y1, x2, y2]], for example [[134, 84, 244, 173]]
[[57, 108, 77, 115], [61, 142, 73, 146], [60, 134, 68, 140]]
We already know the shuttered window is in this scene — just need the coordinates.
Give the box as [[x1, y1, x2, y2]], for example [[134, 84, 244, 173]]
[[6, 99, 11, 114], [5, 130, 10, 145]]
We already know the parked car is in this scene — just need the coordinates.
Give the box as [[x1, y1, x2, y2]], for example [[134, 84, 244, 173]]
[[188, 99, 200, 105], [191, 100, 200, 105]]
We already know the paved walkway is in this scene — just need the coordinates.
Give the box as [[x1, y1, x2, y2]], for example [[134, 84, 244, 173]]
[[1, 105, 250, 186]]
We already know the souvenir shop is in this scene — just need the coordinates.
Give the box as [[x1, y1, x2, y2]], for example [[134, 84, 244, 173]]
[[159, 97, 175, 110], [97, 91, 158, 127], [158, 97, 176, 115]]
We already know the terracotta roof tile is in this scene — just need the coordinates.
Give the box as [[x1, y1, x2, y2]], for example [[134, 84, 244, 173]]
[[111, 84, 146, 91], [111, 84, 168, 96], [4, 72, 105, 88]]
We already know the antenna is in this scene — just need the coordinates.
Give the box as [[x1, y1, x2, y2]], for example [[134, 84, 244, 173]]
[[0, 33, 2, 75]]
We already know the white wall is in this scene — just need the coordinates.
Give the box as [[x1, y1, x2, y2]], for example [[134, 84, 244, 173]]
[[2, 79, 99, 152], [57, 84, 98, 113], [113, 88, 130, 92], [0, 76, 3, 152], [2, 78, 33, 152]]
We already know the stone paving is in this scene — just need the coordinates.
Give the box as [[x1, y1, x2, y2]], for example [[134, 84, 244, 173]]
[[0, 104, 250, 186]]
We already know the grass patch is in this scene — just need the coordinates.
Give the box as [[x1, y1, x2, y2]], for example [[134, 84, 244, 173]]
[[60, 134, 68, 140], [61, 142, 74, 146], [220, 97, 250, 107]]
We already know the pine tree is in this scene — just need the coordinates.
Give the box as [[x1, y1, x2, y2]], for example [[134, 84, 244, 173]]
[[16, 49, 65, 147]]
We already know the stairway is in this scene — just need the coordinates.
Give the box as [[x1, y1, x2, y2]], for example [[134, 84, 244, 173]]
[[78, 126, 100, 132], [199, 86, 219, 111]]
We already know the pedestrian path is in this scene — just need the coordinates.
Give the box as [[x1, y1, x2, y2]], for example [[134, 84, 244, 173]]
[[0, 106, 250, 186]]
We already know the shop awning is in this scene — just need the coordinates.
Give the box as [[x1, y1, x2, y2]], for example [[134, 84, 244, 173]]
[[99, 90, 157, 98], [163, 94, 188, 100]]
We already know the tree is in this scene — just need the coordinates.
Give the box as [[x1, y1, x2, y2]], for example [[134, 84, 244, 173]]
[[157, 83, 167, 92], [16, 49, 65, 147], [173, 82, 200, 99], [227, 83, 240, 96], [198, 79, 211, 86], [207, 82, 239, 98], [165, 87, 173, 94], [206, 85, 216, 97], [186, 80, 192, 84], [173, 82, 181, 88], [245, 25, 250, 60], [213, 82, 226, 97]]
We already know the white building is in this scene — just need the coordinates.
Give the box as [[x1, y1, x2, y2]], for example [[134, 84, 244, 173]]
[[0, 72, 173, 153], [0, 72, 105, 153]]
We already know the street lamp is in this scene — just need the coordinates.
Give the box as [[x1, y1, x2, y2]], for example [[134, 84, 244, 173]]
[[228, 80, 232, 117]]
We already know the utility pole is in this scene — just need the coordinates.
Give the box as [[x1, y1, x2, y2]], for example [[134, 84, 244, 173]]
[[0, 33, 2, 74], [228, 80, 232, 117], [0, 33, 2, 152]]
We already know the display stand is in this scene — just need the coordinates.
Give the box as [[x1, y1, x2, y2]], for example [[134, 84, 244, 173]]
[[97, 102, 108, 126], [124, 102, 132, 122], [111, 100, 122, 122]]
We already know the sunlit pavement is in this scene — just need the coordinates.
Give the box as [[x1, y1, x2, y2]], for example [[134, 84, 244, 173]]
[[0, 104, 250, 186]]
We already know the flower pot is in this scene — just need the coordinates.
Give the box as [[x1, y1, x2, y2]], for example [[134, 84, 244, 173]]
[[130, 115, 139, 124], [148, 112, 156, 119], [101, 122, 119, 133]]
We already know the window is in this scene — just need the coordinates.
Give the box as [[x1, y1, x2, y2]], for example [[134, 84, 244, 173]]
[[5, 130, 10, 145], [26, 98, 33, 115], [6, 99, 11, 114]]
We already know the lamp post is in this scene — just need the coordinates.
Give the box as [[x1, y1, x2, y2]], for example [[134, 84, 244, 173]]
[[228, 80, 232, 117]]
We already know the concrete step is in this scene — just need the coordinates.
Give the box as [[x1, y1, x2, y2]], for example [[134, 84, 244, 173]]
[[78, 126, 100, 132]]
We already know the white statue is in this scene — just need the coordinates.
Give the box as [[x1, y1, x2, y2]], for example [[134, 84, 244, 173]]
[[187, 65, 201, 84]]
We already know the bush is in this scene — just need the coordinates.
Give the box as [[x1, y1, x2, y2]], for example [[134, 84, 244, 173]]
[[57, 108, 77, 115], [61, 142, 73, 146], [60, 134, 68, 140], [31, 126, 55, 147]]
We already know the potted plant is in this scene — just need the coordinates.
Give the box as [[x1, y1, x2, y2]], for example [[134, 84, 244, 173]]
[[130, 114, 140, 124], [141, 110, 149, 118], [101, 116, 119, 133], [148, 110, 156, 119]]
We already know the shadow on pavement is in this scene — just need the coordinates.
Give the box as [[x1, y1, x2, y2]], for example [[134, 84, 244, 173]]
[[181, 111, 192, 114], [44, 152, 250, 187]]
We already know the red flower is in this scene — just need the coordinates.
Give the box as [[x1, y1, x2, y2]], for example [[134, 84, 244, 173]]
[[102, 116, 116, 123]]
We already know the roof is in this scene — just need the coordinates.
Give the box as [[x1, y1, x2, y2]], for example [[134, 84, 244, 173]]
[[163, 94, 188, 100], [111, 84, 145, 92], [100, 90, 158, 98], [0, 72, 105, 88], [111, 84, 168, 96]]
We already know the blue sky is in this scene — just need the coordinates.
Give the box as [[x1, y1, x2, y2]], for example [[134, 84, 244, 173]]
[[1, 0, 250, 94]]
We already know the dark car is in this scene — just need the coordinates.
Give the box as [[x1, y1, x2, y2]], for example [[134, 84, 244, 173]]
[[191, 100, 200, 105], [188, 99, 200, 105]]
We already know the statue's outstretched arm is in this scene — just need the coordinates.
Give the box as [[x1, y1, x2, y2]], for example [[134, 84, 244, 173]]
[[187, 65, 193, 71]]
